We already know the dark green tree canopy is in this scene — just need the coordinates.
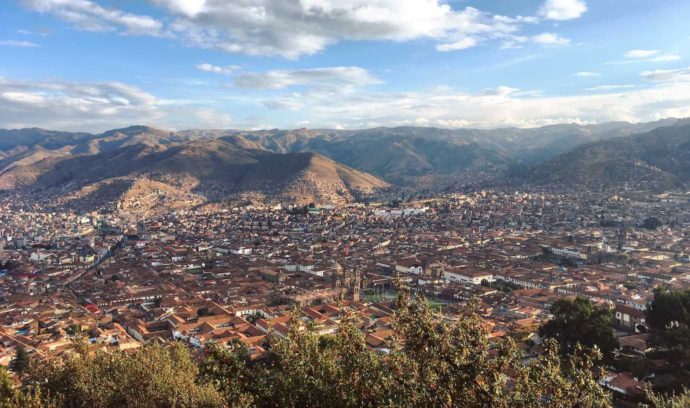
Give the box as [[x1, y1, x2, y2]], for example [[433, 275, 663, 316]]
[[646, 288, 690, 366], [26, 342, 224, 408], [539, 297, 618, 357], [641, 216, 663, 230], [9, 345, 30, 375]]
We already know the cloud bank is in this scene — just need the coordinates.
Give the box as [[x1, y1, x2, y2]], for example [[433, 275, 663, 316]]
[[21, 0, 584, 58], [0, 77, 231, 131], [4, 61, 690, 131]]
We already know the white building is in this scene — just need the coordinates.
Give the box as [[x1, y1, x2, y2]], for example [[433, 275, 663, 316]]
[[444, 269, 494, 285]]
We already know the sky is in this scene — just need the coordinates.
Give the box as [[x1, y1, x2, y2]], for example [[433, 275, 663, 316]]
[[1, 0, 690, 132]]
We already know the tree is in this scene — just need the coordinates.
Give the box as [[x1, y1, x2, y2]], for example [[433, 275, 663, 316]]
[[539, 297, 618, 357], [198, 341, 254, 408], [646, 288, 690, 367], [19, 291, 613, 407], [0, 366, 14, 403], [641, 217, 663, 230], [0, 366, 47, 408], [26, 342, 223, 408], [9, 346, 30, 375], [200, 289, 611, 407]]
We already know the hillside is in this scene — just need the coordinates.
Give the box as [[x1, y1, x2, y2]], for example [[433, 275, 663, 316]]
[[237, 152, 389, 204], [0, 137, 388, 210], [187, 120, 675, 186], [0, 128, 92, 151], [0, 119, 682, 201], [70, 125, 194, 155], [512, 121, 690, 191]]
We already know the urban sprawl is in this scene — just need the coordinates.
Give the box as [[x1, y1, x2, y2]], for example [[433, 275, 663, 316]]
[[2, 190, 690, 398]]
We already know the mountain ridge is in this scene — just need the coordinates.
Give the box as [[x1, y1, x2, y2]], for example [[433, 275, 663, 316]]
[[507, 121, 690, 191], [0, 138, 389, 211], [0, 118, 687, 210]]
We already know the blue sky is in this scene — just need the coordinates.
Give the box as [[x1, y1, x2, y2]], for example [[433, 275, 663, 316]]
[[1, 0, 689, 131]]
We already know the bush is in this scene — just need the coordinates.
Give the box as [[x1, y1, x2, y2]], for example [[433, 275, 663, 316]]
[[26, 342, 223, 408]]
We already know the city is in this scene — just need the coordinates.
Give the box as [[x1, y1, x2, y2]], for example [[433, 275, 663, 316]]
[[2, 189, 690, 404], [2, 0, 690, 406]]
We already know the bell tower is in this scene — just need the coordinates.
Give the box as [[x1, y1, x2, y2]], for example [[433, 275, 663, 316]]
[[352, 267, 361, 302]]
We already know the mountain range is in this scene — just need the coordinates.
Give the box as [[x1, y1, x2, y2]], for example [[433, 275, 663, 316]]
[[0, 118, 688, 211], [181, 120, 676, 186], [511, 119, 690, 192], [0, 127, 389, 212]]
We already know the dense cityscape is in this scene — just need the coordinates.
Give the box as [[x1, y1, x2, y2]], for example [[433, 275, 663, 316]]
[[1, 189, 690, 405], [3, 0, 690, 406]]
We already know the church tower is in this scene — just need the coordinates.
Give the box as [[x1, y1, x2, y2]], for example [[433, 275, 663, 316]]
[[352, 267, 361, 302]]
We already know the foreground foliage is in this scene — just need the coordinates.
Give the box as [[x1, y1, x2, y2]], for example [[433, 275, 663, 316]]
[[200, 290, 612, 407], [25, 342, 223, 408], [6, 290, 615, 407], [643, 388, 690, 408]]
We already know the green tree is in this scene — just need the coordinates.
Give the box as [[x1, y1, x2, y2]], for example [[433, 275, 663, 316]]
[[9, 346, 30, 375], [539, 297, 618, 358], [0, 366, 48, 408], [200, 289, 612, 407], [389, 289, 611, 407], [19, 290, 613, 407], [26, 342, 223, 408], [646, 288, 690, 366], [198, 341, 254, 408], [0, 367, 15, 404], [641, 217, 663, 230]]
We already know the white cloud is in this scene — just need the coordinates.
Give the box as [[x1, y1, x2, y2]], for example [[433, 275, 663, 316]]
[[625, 49, 658, 59], [481, 86, 519, 96], [165, 1, 533, 57], [5, 74, 690, 130], [17, 28, 50, 36], [585, 84, 636, 92], [608, 49, 682, 64], [153, 0, 206, 17], [254, 79, 690, 129], [263, 98, 304, 111], [195, 63, 240, 75], [499, 37, 528, 49], [539, 0, 587, 21], [574, 71, 599, 77], [21, 0, 164, 35], [436, 37, 477, 52], [647, 54, 682, 63], [1, 91, 46, 104], [0, 77, 230, 131], [640, 67, 690, 83], [0, 39, 39, 47], [234, 67, 381, 89], [22, 0, 545, 58], [532, 32, 570, 46]]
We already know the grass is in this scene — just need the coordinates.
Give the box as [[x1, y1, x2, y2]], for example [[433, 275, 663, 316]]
[[362, 288, 450, 311]]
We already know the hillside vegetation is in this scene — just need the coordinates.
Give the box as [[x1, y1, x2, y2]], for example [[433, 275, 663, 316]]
[[2, 291, 612, 408]]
